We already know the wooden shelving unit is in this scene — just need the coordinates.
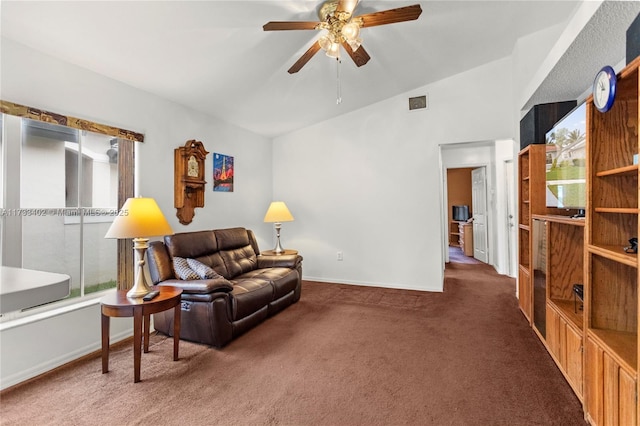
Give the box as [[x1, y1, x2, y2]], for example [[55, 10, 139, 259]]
[[583, 56, 640, 426], [518, 144, 547, 324], [449, 221, 461, 247], [534, 215, 585, 400]]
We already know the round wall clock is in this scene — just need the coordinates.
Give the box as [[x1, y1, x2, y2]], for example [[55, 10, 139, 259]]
[[593, 65, 617, 113]]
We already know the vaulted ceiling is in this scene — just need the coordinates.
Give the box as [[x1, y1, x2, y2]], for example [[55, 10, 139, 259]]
[[0, 1, 596, 138]]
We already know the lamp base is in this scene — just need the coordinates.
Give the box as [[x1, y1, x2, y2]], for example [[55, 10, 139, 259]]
[[127, 237, 152, 298], [272, 222, 285, 254]]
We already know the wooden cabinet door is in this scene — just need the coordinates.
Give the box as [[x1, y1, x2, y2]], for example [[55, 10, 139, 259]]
[[618, 367, 637, 426], [564, 323, 583, 398], [585, 336, 603, 425], [585, 335, 637, 426], [603, 352, 638, 426], [546, 305, 560, 358], [603, 352, 618, 426], [518, 267, 531, 322]]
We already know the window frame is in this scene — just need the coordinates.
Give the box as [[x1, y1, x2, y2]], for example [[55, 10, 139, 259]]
[[0, 100, 140, 318]]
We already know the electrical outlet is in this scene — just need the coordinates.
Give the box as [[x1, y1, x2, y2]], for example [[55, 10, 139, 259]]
[[337, 251, 343, 261]]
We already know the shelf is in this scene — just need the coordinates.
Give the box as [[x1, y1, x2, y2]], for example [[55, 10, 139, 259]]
[[549, 299, 583, 331], [587, 328, 637, 375], [593, 207, 639, 214], [531, 214, 585, 226], [596, 164, 638, 177], [588, 244, 638, 267]]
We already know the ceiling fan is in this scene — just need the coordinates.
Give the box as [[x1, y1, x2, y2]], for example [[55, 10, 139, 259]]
[[263, 0, 422, 74]]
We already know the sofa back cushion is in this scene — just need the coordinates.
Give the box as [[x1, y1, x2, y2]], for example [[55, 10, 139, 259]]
[[215, 227, 250, 250], [165, 230, 229, 277], [165, 230, 217, 257], [215, 228, 259, 278]]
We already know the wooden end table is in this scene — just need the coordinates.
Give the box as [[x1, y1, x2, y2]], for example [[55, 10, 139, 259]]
[[261, 249, 298, 256], [101, 285, 182, 383]]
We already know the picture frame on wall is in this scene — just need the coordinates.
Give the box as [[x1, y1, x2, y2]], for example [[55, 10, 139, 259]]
[[213, 152, 234, 192]]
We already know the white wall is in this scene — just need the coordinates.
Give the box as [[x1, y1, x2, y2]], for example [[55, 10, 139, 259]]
[[272, 57, 514, 292], [0, 38, 273, 389]]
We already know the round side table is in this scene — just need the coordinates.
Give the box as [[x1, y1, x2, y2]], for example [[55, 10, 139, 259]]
[[261, 249, 298, 256], [101, 285, 182, 383]]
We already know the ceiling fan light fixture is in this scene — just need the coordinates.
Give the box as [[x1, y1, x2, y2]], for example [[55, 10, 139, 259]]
[[264, 3, 422, 74], [326, 42, 340, 59], [319, 34, 332, 51], [341, 22, 360, 41]]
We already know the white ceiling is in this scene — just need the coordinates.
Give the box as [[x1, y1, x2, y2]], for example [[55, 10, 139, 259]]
[[1, 1, 587, 138]]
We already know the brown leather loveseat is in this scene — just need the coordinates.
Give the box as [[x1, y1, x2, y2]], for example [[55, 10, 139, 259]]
[[147, 227, 302, 348]]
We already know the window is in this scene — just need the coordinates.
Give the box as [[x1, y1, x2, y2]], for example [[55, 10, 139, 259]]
[[1, 110, 136, 316]]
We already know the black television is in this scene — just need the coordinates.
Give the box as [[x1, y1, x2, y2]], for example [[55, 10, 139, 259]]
[[452, 205, 470, 222], [545, 102, 586, 212]]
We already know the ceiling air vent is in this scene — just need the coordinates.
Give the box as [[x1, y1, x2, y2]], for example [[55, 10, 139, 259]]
[[409, 95, 427, 111]]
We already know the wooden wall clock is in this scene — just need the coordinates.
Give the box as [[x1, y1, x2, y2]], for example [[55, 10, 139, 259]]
[[174, 140, 209, 225]]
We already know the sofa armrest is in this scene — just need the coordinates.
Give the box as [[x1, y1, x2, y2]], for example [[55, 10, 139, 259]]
[[257, 254, 302, 269], [157, 277, 233, 294]]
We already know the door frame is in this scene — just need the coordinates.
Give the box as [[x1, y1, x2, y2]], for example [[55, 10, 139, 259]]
[[439, 140, 515, 276], [504, 159, 517, 277], [439, 142, 493, 266]]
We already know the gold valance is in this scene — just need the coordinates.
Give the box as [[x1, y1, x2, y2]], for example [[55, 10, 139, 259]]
[[0, 100, 144, 143]]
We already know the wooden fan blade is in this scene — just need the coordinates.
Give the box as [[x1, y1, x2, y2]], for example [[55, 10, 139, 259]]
[[336, 0, 359, 15], [341, 41, 370, 67], [288, 41, 322, 74], [263, 21, 320, 31], [358, 4, 422, 28]]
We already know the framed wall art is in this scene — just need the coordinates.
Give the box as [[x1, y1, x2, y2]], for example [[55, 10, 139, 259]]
[[213, 152, 234, 192]]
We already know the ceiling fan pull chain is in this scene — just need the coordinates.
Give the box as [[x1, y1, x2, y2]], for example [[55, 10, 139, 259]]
[[336, 58, 342, 105]]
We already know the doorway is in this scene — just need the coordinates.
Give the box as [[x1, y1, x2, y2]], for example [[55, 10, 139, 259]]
[[439, 140, 515, 275], [445, 166, 489, 264]]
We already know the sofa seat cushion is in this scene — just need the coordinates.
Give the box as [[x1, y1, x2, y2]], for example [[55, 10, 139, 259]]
[[236, 268, 299, 300], [230, 278, 273, 321], [158, 278, 233, 294]]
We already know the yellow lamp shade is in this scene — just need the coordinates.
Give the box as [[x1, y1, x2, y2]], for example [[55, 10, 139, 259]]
[[263, 201, 294, 223], [105, 197, 174, 239]]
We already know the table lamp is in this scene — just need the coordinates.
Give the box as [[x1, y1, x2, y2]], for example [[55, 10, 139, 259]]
[[263, 201, 294, 254], [105, 197, 174, 298]]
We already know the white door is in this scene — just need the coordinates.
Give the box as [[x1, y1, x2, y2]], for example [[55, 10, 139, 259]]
[[505, 160, 517, 277], [472, 167, 489, 263]]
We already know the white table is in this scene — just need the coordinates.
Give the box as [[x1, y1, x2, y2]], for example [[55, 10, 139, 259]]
[[0, 266, 71, 314]]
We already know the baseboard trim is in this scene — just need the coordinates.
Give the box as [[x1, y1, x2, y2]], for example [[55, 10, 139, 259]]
[[302, 276, 443, 293], [0, 328, 133, 391]]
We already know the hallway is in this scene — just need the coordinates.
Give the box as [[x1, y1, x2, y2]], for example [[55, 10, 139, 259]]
[[448, 246, 484, 265]]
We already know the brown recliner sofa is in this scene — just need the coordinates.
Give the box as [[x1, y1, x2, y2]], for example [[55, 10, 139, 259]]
[[147, 227, 302, 348]]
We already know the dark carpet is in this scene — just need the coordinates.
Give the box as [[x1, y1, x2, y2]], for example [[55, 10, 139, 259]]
[[0, 263, 586, 425]]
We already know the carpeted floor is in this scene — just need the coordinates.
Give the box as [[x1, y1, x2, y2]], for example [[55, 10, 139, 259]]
[[448, 246, 483, 264], [0, 263, 586, 425]]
